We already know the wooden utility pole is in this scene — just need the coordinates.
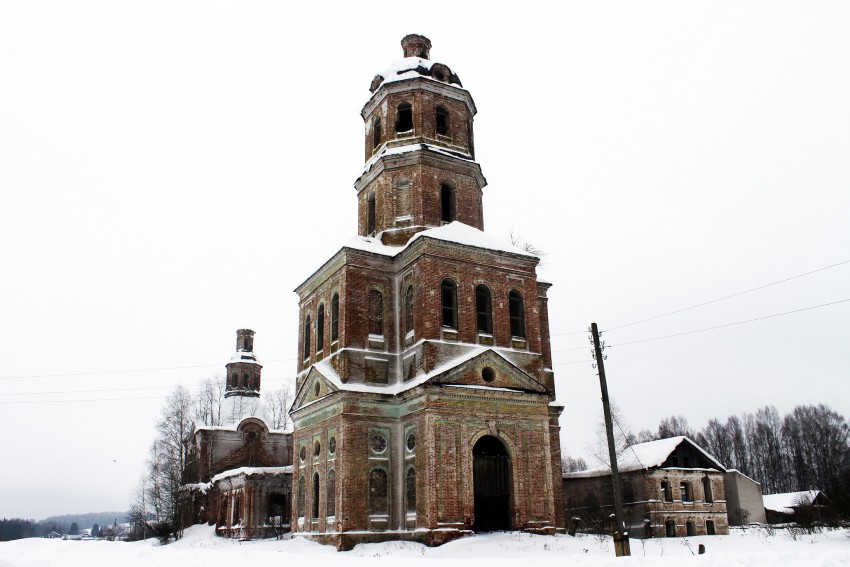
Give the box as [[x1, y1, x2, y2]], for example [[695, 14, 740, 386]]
[[591, 322, 630, 557]]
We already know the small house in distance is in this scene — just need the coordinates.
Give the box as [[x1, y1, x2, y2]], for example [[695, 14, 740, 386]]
[[564, 436, 729, 537], [762, 490, 832, 525]]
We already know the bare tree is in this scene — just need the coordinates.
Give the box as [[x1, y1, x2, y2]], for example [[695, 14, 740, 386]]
[[194, 376, 225, 427], [657, 415, 694, 439], [508, 229, 545, 260], [562, 455, 589, 473], [264, 382, 293, 430]]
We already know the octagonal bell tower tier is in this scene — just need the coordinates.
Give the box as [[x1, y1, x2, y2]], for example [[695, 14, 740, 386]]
[[357, 34, 485, 246]]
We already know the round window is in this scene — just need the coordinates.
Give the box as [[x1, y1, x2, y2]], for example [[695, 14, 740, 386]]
[[329, 436, 337, 454], [314, 440, 321, 457], [299, 446, 306, 462], [369, 433, 387, 454], [406, 433, 416, 452], [482, 367, 495, 382]]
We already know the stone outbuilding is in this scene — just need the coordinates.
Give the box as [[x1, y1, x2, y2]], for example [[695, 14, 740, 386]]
[[724, 469, 765, 525], [564, 436, 729, 537]]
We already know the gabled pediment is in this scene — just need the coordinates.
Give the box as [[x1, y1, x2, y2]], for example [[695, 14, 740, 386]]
[[427, 348, 550, 395], [291, 366, 340, 412]]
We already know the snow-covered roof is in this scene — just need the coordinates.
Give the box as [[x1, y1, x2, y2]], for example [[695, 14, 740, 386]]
[[370, 57, 462, 92], [228, 351, 260, 365], [211, 466, 293, 484], [763, 490, 821, 514], [298, 345, 535, 400], [360, 142, 473, 178], [565, 436, 726, 479], [342, 221, 536, 261]]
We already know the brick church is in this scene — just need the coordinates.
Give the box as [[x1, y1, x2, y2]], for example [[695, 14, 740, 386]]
[[184, 34, 565, 549]]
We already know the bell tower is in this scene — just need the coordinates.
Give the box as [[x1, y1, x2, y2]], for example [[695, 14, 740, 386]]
[[224, 328, 262, 398], [356, 34, 486, 246]]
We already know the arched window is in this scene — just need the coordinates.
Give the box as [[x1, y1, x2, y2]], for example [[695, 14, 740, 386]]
[[686, 521, 696, 536], [329, 293, 339, 343], [436, 106, 450, 136], [316, 304, 325, 352], [368, 290, 383, 336], [405, 285, 414, 333], [440, 183, 455, 223], [705, 520, 716, 535], [441, 279, 458, 329], [231, 372, 237, 387], [468, 118, 475, 158], [243, 372, 250, 388], [373, 117, 382, 149], [303, 315, 311, 360], [665, 520, 676, 537], [406, 467, 416, 514], [312, 472, 320, 521], [661, 480, 673, 502], [327, 470, 336, 517], [475, 284, 492, 334], [702, 477, 713, 503], [396, 102, 413, 132], [297, 476, 305, 519], [369, 468, 388, 515], [508, 290, 526, 338], [680, 481, 693, 502], [585, 490, 597, 507], [367, 192, 376, 235]]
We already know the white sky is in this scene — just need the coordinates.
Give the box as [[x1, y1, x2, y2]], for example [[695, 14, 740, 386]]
[[1, 1, 848, 520]]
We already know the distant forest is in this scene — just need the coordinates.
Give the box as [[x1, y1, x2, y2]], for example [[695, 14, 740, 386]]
[[0, 511, 127, 541]]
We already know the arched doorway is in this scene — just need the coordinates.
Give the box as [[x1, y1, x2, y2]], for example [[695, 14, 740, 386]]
[[472, 435, 511, 531]]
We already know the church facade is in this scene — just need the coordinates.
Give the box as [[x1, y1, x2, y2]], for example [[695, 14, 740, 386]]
[[288, 34, 564, 548], [183, 35, 566, 549]]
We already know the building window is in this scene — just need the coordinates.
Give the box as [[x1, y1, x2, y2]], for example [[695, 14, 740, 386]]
[[436, 106, 450, 136], [314, 440, 321, 457], [706, 520, 716, 535], [622, 481, 635, 504], [702, 476, 713, 503], [396, 102, 413, 133], [312, 472, 320, 521], [585, 490, 598, 507], [233, 495, 241, 525], [665, 520, 676, 537], [367, 192, 376, 235], [405, 285, 414, 333], [475, 284, 493, 334], [243, 372, 250, 388], [686, 521, 696, 536], [368, 290, 384, 336], [297, 476, 305, 519], [680, 481, 693, 502], [268, 493, 287, 527], [231, 372, 237, 387], [327, 470, 336, 517], [661, 481, 672, 502], [316, 304, 325, 352], [441, 279, 458, 329], [373, 117, 382, 149], [440, 183, 455, 223], [508, 290, 526, 338], [406, 467, 416, 514], [369, 468, 389, 515], [303, 315, 311, 360], [331, 293, 339, 342]]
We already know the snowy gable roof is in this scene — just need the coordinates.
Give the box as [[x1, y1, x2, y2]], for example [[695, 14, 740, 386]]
[[762, 490, 821, 514], [565, 436, 726, 479]]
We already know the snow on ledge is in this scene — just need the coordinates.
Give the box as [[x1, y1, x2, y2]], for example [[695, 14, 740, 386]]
[[211, 466, 293, 484]]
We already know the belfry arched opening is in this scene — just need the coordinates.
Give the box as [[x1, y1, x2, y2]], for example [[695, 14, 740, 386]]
[[473, 435, 512, 532]]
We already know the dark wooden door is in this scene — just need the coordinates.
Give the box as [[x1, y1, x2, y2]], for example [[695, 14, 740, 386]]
[[473, 436, 511, 532]]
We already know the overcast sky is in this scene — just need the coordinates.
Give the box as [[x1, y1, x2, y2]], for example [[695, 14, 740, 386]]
[[1, 1, 849, 520]]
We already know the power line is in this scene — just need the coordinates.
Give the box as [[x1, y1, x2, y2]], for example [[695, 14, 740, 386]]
[[608, 297, 850, 348], [605, 259, 850, 332], [0, 376, 293, 398], [0, 358, 297, 381], [0, 395, 167, 405]]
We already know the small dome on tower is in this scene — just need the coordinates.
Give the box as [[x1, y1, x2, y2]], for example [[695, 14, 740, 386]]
[[368, 35, 463, 93]]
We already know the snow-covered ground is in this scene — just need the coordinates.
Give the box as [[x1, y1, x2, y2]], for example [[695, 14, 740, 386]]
[[1, 525, 849, 567]]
